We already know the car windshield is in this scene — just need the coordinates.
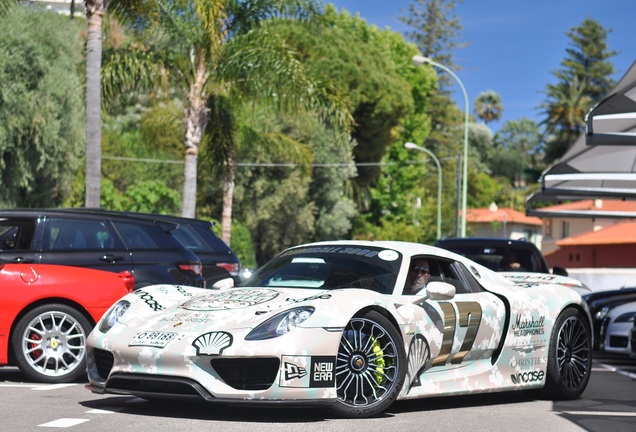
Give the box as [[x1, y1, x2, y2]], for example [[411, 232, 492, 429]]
[[242, 245, 402, 294]]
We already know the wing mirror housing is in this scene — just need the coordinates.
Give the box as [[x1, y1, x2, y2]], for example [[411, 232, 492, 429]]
[[211, 277, 235, 290], [423, 281, 456, 300]]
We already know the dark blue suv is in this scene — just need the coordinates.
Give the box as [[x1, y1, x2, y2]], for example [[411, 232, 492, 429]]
[[0, 209, 206, 289]]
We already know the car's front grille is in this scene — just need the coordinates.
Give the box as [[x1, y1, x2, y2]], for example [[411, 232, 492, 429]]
[[211, 358, 279, 390], [107, 374, 203, 396], [609, 335, 629, 348], [93, 348, 114, 380]]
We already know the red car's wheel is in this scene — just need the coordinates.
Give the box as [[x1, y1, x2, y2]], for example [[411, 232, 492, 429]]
[[330, 310, 406, 417], [12, 304, 92, 383]]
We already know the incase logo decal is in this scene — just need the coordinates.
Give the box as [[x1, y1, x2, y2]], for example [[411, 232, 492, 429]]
[[511, 370, 545, 384]]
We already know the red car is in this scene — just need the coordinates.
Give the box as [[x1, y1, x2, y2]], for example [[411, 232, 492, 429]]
[[0, 261, 134, 383]]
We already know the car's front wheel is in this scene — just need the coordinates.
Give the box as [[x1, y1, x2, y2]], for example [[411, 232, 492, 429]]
[[12, 304, 92, 383], [330, 310, 406, 417], [543, 307, 592, 399]]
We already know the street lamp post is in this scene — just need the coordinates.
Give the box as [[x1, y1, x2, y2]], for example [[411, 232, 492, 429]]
[[412, 55, 469, 237], [405, 142, 442, 240]]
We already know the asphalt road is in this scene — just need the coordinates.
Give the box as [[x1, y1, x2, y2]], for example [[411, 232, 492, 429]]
[[0, 352, 634, 432]]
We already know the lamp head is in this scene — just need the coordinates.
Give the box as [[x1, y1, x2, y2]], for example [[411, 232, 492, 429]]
[[404, 142, 418, 150], [412, 55, 431, 66]]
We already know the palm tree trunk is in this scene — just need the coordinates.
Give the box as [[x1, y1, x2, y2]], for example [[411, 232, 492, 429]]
[[84, 1, 106, 208], [181, 61, 209, 218], [182, 149, 198, 218], [181, 102, 207, 218], [221, 160, 235, 245]]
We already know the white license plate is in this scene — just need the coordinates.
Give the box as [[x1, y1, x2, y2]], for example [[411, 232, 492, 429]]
[[129, 331, 177, 348]]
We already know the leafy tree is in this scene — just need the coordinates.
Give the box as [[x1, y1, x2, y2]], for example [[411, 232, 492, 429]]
[[208, 102, 355, 264], [492, 118, 544, 185], [474, 90, 503, 124], [540, 18, 616, 163], [0, 0, 18, 17], [103, 0, 349, 247], [0, 8, 84, 207], [275, 6, 416, 208], [399, 0, 464, 90], [398, 0, 468, 181]]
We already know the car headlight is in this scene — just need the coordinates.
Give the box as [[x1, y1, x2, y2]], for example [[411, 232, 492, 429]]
[[99, 300, 131, 333], [595, 306, 610, 321], [245, 307, 315, 340], [614, 311, 636, 323]]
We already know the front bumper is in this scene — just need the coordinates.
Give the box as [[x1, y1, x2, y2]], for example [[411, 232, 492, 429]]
[[86, 325, 342, 404]]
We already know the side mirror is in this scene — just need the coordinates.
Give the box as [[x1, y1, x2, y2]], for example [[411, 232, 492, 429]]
[[552, 266, 568, 277], [211, 277, 235, 290], [423, 281, 456, 300]]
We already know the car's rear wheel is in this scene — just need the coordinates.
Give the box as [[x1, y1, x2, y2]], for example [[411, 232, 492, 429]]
[[543, 307, 592, 399], [330, 310, 406, 417], [12, 304, 92, 383]]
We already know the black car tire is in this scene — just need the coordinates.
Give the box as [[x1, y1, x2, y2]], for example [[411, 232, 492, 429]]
[[330, 310, 406, 418], [542, 307, 592, 400], [12, 304, 92, 383]]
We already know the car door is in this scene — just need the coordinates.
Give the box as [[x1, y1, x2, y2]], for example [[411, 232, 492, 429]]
[[110, 219, 205, 287], [38, 216, 134, 273], [416, 257, 506, 375], [0, 218, 38, 263]]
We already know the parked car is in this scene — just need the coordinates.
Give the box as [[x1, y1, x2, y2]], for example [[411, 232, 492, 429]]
[[581, 287, 636, 350], [130, 213, 240, 285], [0, 208, 205, 289], [86, 240, 592, 417], [630, 318, 636, 359], [434, 238, 590, 295], [599, 300, 636, 354], [0, 260, 134, 383]]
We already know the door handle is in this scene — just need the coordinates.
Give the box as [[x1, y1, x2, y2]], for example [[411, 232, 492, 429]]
[[100, 254, 125, 263], [12, 257, 35, 263]]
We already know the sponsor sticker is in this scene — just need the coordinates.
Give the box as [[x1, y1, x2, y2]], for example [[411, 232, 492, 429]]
[[129, 331, 177, 348], [510, 369, 545, 384], [280, 355, 336, 388]]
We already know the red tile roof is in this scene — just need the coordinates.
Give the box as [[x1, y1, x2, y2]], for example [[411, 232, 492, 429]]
[[540, 199, 636, 212], [556, 221, 636, 246], [466, 207, 542, 226]]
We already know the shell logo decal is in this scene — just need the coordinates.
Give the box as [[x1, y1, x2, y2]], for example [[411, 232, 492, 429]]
[[192, 331, 233, 356]]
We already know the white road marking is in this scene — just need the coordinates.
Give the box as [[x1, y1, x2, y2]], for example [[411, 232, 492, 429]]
[[32, 383, 78, 391], [595, 362, 636, 380], [39, 418, 89, 428], [86, 408, 122, 414], [563, 411, 636, 417]]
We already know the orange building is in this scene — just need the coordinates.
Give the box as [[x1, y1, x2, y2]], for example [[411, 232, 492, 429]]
[[545, 221, 636, 269]]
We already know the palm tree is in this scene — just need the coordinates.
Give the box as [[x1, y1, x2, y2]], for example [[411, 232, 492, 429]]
[[540, 74, 591, 162], [473, 90, 503, 124], [102, 0, 349, 243]]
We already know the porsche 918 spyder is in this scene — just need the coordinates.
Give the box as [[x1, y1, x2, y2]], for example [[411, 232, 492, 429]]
[[86, 241, 593, 417]]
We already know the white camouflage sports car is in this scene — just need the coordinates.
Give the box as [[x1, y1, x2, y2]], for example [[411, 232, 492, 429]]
[[86, 241, 593, 417]]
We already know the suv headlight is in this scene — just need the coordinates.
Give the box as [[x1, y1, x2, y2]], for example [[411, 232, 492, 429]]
[[246, 307, 314, 340], [614, 311, 636, 323], [99, 300, 131, 333]]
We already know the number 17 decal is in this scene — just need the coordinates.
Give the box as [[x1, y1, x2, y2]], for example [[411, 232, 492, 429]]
[[431, 301, 482, 367]]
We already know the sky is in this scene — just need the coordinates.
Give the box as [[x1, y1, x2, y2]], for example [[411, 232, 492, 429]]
[[326, 0, 636, 132]]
